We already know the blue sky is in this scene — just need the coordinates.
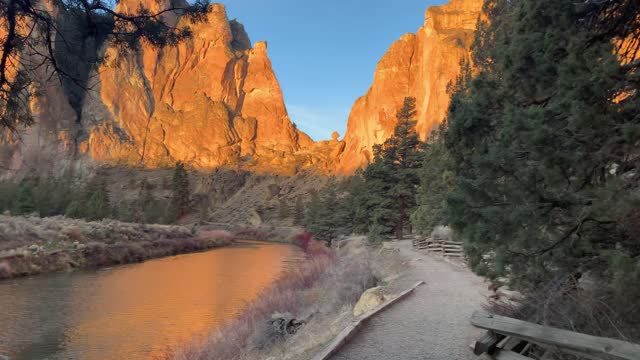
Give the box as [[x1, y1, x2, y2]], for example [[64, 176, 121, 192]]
[[224, 1, 444, 141]]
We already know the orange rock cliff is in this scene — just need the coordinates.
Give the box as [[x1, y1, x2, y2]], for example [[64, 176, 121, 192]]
[[1, 0, 483, 175], [85, 1, 312, 173], [336, 0, 483, 174]]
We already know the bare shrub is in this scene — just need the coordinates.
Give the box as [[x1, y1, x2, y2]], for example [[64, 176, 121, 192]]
[[487, 272, 640, 354], [0, 215, 232, 278], [249, 312, 305, 350], [326, 255, 379, 307], [431, 225, 452, 240]]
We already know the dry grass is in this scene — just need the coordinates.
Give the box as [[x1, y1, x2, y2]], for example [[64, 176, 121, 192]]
[[486, 273, 640, 359], [0, 215, 233, 279], [231, 225, 302, 243], [168, 236, 404, 360], [198, 230, 235, 243]]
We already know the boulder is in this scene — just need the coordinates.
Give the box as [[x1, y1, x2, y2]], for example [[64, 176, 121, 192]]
[[353, 286, 385, 317], [248, 209, 263, 226]]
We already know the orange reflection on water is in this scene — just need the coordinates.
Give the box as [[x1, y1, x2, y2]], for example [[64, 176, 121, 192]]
[[59, 241, 297, 360]]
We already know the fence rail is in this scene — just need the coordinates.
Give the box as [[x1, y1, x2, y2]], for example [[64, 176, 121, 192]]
[[470, 311, 640, 360], [413, 237, 464, 257]]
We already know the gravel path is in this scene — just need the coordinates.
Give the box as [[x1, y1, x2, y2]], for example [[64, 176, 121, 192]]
[[331, 240, 488, 360]]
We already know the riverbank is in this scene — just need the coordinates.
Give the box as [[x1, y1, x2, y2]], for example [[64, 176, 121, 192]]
[[169, 236, 406, 360], [0, 215, 233, 279]]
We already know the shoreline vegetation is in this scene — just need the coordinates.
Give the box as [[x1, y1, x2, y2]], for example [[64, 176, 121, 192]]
[[0, 215, 234, 280], [168, 235, 405, 360]]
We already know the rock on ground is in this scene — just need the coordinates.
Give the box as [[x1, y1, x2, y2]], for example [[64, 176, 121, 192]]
[[353, 286, 385, 317]]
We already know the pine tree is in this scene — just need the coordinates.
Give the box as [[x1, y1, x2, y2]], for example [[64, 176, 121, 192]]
[[34, 178, 73, 217], [340, 172, 369, 234], [84, 177, 111, 221], [304, 190, 321, 230], [363, 158, 395, 238], [313, 179, 342, 244], [362, 97, 424, 240], [304, 179, 344, 244], [65, 200, 83, 219], [367, 211, 386, 245], [411, 122, 455, 235], [444, 0, 640, 294], [0, 180, 19, 213], [170, 161, 191, 222], [134, 178, 165, 224]]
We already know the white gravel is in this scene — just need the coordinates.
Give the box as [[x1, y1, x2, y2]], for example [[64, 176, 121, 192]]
[[331, 240, 488, 360]]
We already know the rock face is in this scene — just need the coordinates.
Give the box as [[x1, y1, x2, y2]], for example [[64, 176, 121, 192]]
[[0, 0, 85, 173], [1, 1, 332, 176], [1, 0, 483, 176], [336, 0, 483, 174], [83, 2, 305, 173]]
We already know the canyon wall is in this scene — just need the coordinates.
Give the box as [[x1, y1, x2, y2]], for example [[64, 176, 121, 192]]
[[1, 0, 483, 176], [2, 1, 337, 176], [336, 0, 483, 174], [82, 1, 313, 174]]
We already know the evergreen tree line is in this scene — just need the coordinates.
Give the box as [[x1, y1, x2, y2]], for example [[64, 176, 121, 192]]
[[303, 97, 426, 245], [0, 162, 192, 224], [434, 0, 640, 335], [302, 0, 640, 338]]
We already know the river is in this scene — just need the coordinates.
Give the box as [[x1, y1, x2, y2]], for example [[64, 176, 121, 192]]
[[0, 241, 298, 360]]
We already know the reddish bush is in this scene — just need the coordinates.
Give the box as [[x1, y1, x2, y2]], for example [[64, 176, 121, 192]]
[[293, 232, 312, 251]]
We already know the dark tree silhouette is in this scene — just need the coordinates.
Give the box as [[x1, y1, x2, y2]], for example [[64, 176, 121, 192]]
[[0, 0, 211, 130]]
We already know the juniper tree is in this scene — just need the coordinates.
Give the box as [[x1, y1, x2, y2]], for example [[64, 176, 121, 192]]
[[134, 178, 167, 224], [14, 181, 35, 215], [340, 171, 369, 235], [444, 0, 640, 298], [304, 190, 321, 230], [84, 177, 111, 221], [306, 179, 342, 244]]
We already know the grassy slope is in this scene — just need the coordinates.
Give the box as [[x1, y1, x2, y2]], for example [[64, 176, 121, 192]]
[[0, 215, 232, 279]]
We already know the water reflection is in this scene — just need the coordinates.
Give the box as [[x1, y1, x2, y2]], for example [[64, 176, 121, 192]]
[[0, 241, 296, 360]]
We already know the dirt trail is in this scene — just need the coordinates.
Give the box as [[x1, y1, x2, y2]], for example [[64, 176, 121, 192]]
[[331, 240, 488, 360]]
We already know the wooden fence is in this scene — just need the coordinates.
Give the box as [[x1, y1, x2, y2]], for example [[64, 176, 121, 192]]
[[413, 237, 464, 257], [470, 311, 640, 360]]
